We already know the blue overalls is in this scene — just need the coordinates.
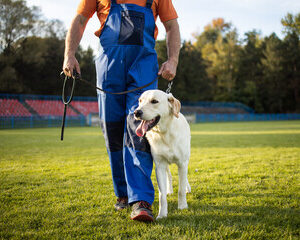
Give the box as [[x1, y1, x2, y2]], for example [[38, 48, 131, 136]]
[[95, 0, 158, 205]]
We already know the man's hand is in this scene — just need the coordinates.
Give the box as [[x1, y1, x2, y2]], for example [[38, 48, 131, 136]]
[[158, 59, 178, 81], [63, 55, 80, 77]]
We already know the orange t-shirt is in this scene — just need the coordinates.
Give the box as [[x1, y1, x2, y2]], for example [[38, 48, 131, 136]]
[[77, 0, 178, 39]]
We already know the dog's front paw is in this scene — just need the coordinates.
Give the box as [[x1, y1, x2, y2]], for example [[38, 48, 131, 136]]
[[156, 208, 168, 219], [156, 214, 167, 220]]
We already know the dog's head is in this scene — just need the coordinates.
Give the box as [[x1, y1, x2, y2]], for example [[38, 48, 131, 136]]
[[134, 90, 181, 137]]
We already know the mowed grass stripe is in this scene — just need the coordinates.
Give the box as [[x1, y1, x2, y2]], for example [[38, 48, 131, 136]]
[[0, 121, 299, 239]]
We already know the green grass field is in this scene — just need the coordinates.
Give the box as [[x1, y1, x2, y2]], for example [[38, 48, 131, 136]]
[[0, 121, 299, 239]]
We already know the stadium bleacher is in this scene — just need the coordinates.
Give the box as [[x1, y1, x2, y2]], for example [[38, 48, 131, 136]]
[[26, 99, 78, 116], [0, 99, 31, 117], [0, 95, 99, 118]]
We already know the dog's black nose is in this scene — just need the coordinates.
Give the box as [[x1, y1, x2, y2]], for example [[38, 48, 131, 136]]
[[134, 109, 143, 118]]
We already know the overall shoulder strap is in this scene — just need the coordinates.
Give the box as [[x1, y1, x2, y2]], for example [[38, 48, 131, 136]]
[[146, 0, 154, 8]]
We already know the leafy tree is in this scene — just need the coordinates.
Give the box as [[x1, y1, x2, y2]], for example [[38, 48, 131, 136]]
[[75, 46, 97, 96], [0, 0, 40, 53], [198, 21, 241, 101], [175, 41, 211, 101], [260, 33, 286, 112], [235, 31, 264, 112], [281, 33, 300, 112], [37, 19, 66, 40], [280, 13, 300, 112], [155, 39, 168, 91], [194, 18, 232, 49], [0, 53, 20, 92], [281, 13, 300, 37], [12, 36, 64, 95]]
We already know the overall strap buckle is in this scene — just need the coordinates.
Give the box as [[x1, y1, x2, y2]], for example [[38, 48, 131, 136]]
[[111, 0, 153, 9]]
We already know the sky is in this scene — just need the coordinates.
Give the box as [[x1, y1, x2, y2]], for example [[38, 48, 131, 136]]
[[27, 0, 300, 53]]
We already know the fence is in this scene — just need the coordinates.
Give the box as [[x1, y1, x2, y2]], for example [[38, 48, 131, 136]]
[[2, 113, 300, 129]]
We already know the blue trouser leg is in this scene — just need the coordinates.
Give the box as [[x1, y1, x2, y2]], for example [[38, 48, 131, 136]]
[[123, 47, 158, 204], [97, 47, 128, 198], [97, 46, 158, 204], [98, 93, 128, 198], [123, 95, 155, 205]]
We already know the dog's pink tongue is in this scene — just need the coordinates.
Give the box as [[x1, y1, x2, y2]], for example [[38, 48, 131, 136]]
[[136, 120, 150, 137]]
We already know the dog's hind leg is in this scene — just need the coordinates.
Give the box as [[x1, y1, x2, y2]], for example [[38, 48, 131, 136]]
[[155, 161, 168, 219], [166, 166, 173, 195], [178, 164, 188, 209]]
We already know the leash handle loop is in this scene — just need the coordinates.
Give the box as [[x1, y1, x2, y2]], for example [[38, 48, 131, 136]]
[[60, 72, 76, 141], [61, 73, 76, 105]]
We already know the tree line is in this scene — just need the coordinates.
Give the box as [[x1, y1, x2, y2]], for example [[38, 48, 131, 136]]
[[0, 0, 299, 113], [157, 16, 300, 113]]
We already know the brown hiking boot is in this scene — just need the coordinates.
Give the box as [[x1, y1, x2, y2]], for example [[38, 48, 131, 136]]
[[114, 197, 129, 211], [130, 201, 154, 222]]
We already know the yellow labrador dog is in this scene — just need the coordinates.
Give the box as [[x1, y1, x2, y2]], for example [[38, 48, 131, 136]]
[[134, 89, 191, 219]]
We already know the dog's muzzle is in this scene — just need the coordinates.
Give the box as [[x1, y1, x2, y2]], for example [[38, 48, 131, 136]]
[[135, 115, 160, 137]]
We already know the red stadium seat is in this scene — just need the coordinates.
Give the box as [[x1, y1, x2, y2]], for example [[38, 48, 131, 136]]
[[26, 100, 78, 116], [0, 99, 31, 117], [71, 101, 99, 116]]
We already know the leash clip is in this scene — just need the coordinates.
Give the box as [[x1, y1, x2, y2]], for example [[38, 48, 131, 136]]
[[166, 80, 173, 94]]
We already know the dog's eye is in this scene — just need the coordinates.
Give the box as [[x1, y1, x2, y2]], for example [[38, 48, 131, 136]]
[[151, 99, 159, 104]]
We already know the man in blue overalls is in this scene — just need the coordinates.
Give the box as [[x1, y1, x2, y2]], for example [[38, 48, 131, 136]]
[[63, 0, 180, 222]]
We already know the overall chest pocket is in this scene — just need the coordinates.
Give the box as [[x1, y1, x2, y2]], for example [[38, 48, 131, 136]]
[[119, 10, 145, 46]]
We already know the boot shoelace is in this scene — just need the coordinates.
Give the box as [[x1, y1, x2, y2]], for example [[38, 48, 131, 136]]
[[138, 201, 152, 210]]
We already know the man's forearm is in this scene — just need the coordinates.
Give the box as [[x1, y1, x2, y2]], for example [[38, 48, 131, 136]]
[[158, 19, 181, 80], [63, 14, 88, 76], [64, 14, 88, 57], [165, 19, 181, 64]]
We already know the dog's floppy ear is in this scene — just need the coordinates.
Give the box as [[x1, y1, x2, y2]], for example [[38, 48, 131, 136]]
[[168, 94, 181, 118]]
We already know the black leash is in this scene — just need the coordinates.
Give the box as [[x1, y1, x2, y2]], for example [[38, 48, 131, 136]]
[[64, 71, 159, 95], [60, 71, 161, 141]]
